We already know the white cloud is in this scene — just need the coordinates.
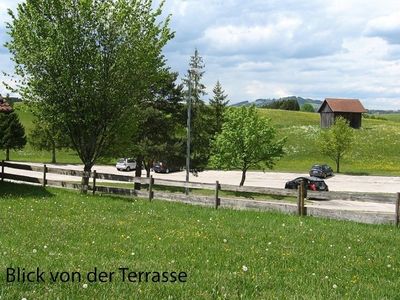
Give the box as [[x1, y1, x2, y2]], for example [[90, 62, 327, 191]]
[[1, 0, 400, 109], [365, 13, 400, 44]]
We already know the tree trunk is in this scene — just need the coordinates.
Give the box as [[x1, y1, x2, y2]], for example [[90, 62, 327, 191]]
[[5, 148, 9, 161], [134, 157, 143, 190], [145, 159, 152, 178], [336, 155, 340, 173], [239, 168, 247, 186], [81, 164, 92, 194], [51, 143, 56, 164]]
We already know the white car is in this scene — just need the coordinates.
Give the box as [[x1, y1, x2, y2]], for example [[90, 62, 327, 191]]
[[116, 158, 136, 171]]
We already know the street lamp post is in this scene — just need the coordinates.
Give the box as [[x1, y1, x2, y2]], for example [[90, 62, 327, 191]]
[[185, 71, 192, 195]]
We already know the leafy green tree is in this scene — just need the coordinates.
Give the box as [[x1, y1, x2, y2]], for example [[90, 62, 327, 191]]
[[318, 117, 354, 173], [210, 106, 285, 186], [182, 49, 214, 170], [29, 117, 70, 163], [7, 0, 173, 191], [301, 103, 315, 112], [0, 111, 26, 161], [209, 80, 229, 134]]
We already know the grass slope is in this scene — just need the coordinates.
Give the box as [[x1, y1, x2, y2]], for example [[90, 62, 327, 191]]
[[258, 108, 400, 175], [1, 182, 400, 299], [3, 103, 400, 175]]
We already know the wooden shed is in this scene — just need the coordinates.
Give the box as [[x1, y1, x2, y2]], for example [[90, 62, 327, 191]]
[[318, 98, 367, 129]]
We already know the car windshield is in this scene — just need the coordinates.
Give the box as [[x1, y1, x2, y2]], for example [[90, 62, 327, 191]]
[[117, 158, 125, 163]]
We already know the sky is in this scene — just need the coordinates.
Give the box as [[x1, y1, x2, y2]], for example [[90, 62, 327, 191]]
[[1, 1, 400, 110]]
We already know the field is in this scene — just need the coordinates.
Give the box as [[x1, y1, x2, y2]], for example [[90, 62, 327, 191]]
[[258, 109, 400, 175], [2, 103, 400, 175], [1, 181, 400, 299]]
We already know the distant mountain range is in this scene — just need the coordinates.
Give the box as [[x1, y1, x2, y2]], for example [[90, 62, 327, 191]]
[[231, 96, 323, 110]]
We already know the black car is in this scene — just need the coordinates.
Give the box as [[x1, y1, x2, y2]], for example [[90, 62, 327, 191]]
[[285, 176, 329, 191], [153, 161, 181, 173], [309, 164, 333, 178]]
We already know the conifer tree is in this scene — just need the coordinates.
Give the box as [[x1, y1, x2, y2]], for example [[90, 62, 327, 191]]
[[209, 80, 229, 134], [0, 111, 26, 160]]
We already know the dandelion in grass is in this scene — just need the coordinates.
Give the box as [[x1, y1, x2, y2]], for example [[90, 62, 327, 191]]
[[282, 223, 285, 227], [82, 283, 88, 289], [223, 239, 228, 243], [333, 284, 338, 289], [242, 265, 248, 272], [325, 276, 329, 279], [32, 249, 37, 253], [131, 252, 135, 256], [387, 264, 392, 268], [312, 273, 315, 276]]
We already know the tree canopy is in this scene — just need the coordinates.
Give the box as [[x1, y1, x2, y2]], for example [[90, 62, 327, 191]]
[[210, 106, 285, 186], [318, 117, 354, 173], [6, 0, 174, 189]]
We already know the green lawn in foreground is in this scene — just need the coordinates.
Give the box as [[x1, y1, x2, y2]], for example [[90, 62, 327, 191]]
[[1, 182, 400, 299]]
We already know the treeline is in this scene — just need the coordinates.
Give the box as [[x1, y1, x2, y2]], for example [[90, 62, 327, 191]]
[[262, 99, 315, 112]]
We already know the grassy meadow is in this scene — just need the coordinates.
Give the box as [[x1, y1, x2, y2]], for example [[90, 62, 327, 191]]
[[2, 102, 400, 175], [258, 109, 400, 175], [0, 181, 400, 299]]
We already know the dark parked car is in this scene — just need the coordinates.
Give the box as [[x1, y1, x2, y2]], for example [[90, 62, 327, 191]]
[[285, 176, 329, 191], [153, 161, 181, 173], [309, 164, 333, 178]]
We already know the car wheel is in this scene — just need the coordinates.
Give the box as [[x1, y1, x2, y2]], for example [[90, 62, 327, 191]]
[[126, 166, 131, 171], [166, 168, 170, 174]]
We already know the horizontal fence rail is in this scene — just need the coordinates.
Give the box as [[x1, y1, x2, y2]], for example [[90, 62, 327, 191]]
[[1, 161, 399, 226]]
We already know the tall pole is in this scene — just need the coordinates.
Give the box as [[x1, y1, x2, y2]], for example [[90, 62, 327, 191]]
[[185, 71, 192, 195]]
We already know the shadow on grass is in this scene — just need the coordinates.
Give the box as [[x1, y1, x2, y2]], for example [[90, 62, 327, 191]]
[[0, 181, 54, 198], [342, 171, 370, 176]]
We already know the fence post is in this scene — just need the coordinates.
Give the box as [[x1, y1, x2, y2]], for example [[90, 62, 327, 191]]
[[148, 176, 154, 201], [92, 170, 97, 195], [297, 180, 305, 216], [1, 160, 4, 182], [42, 164, 47, 187], [215, 181, 220, 209], [396, 193, 400, 227]]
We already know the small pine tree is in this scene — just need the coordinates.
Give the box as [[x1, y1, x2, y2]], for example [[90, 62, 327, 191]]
[[209, 81, 229, 134], [0, 111, 26, 160]]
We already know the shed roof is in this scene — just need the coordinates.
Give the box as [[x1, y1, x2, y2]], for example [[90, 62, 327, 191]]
[[318, 98, 367, 113], [0, 96, 13, 113]]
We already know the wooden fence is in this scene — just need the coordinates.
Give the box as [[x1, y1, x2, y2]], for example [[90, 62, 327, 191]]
[[1, 161, 400, 225]]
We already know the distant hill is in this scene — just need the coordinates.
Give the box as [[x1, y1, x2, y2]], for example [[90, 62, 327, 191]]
[[231, 96, 323, 110]]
